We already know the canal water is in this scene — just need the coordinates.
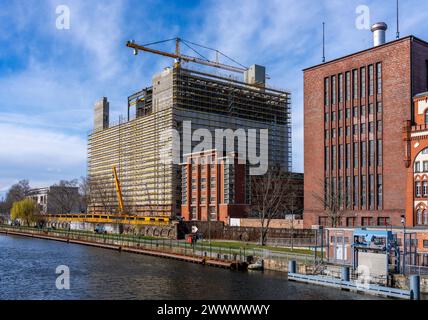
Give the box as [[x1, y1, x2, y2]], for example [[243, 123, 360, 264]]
[[0, 234, 379, 300]]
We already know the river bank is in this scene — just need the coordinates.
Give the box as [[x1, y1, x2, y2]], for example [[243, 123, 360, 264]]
[[0, 233, 378, 300]]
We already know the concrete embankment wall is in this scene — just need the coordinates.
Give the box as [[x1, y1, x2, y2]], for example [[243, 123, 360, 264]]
[[0, 226, 245, 270], [181, 221, 318, 246]]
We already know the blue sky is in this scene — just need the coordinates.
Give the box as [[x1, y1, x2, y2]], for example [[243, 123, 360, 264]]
[[1, 0, 428, 195]]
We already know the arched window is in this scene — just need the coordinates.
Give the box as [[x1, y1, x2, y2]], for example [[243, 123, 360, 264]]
[[424, 210, 428, 225], [417, 209, 423, 225], [425, 109, 428, 125]]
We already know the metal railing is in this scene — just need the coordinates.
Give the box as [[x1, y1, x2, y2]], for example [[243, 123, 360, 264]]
[[0, 224, 320, 270]]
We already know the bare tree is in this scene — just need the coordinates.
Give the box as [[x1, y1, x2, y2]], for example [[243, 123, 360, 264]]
[[5, 180, 31, 212], [251, 165, 294, 246], [48, 180, 80, 214], [88, 177, 117, 215], [312, 179, 345, 227], [78, 176, 90, 213]]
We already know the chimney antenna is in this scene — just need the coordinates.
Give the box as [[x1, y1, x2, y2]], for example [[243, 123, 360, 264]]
[[396, 0, 400, 39], [322, 22, 326, 63]]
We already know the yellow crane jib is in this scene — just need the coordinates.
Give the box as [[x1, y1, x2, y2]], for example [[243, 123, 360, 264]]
[[112, 166, 125, 214]]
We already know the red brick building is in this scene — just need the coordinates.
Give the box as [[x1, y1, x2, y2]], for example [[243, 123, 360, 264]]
[[304, 33, 428, 228], [181, 150, 249, 223], [404, 92, 428, 227]]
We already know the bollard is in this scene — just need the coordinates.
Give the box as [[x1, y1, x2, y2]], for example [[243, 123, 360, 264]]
[[341, 266, 350, 282], [410, 275, 420, 300], [288, 260, 296, 274]]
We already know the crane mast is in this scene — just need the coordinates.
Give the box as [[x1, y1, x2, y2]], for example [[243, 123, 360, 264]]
[[112, 166, 125, 214]]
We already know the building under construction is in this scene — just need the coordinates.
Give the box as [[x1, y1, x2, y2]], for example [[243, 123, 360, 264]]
[[88, 39, 291, 219]]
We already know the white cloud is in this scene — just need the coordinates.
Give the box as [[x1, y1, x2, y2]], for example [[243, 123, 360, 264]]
[[0, 123, 86, 166]]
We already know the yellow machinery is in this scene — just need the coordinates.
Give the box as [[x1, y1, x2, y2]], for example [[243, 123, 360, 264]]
[[39, 166, 171, 226], [112, 166, 125, 214], [43, 214, 170, 226]]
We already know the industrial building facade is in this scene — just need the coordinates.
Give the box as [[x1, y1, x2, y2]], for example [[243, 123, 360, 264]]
[[304, 35, 428, 228], [181, 150, 248, 223], [404, 92, 428, 227], [88, 65, 291, 219]]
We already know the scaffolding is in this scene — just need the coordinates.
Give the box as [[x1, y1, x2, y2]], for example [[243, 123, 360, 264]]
[[88, 64, 291, 218]]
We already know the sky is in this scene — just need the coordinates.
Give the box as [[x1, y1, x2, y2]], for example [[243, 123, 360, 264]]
[[1, 0, 428, 196]]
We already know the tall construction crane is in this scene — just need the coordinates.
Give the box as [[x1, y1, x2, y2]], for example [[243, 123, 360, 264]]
[[126, 38, 248, 74]]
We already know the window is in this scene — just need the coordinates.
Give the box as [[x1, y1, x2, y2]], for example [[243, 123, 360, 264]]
[[369, 65, 374, 96], [332, 111, 336, 122], [352, 69, 358, 99], [424, 161, 428, 172], [332, 76, 337, 105], [377, 140, 382, 166], [377, 120, 382, 132], [191, 207, 197, 220], [361, 123, 366, 134], [332, 128, 336, 138], [361, 142, 366, 168], [362, 217, 373, 226], [353, 143, 359, 168], [325, 129, 329, 139], [347, 217, 356, 227], [324, 78, 329, 106], [369, 121, 374, 133], [376, 63, 382, 94], [346, 72, 351, 101], [423, 240, 428, 248], [346, 144, 350, 169], [360, 67, 366, 98], [417, 210, 423, 225], [319, 217, 329, 227], [338, 127, 343, 137], [361, 175, 367, 208], [425, 109, 428, 125], [353, 106, 358, 117], [200, 197, 206, 203], [416, 181, 422, 197], [415, 161, 421, 172], [331, 145, 336, 170], [361, 105, 366, 117], [423, 181, 427, 196], [338, 73, 343, 103], [377, 174, 383, 209], [353, 176, 359, 207], [377, 217, 390, 226], [325, 113, 329, 122], [325, 147, 329, 171], [353, 124, 358, 135], [346, 126, 350, 137], [368, 103, 374, 114], [377, 102, 382, 113], [346, 108, 351, 119], [369, 140, 375, 166], [339, 145, 343, 169], [346, 176, 351, 208]]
